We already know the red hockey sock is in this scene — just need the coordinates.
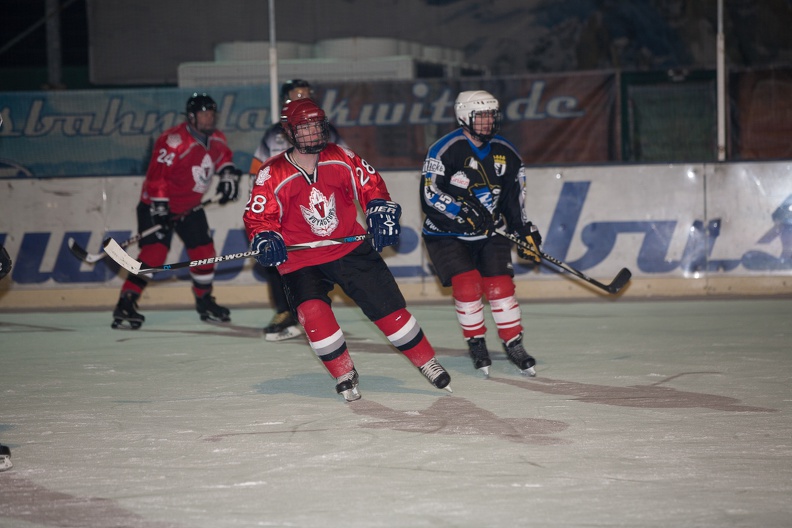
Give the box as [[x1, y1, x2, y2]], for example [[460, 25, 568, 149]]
[[297, 299, 354, 377], [451, 269, 486, 339], [483, 275, 523, 343], [186, 243, 216, 295], [373, 308, 435, 367]]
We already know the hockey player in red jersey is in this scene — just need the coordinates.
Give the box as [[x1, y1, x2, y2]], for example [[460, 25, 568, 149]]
[[111, 93, 242, 329], [243, 98, 452, 401], [248, 79, 346, 342]]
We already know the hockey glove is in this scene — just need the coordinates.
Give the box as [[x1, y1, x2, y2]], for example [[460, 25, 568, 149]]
[[217, 167, 242, 204], [149, 198, 171, 232], [514, 223, 542, 263], [365, 199, 402, 252], [455, 199, 494, 235], [252, 231, 288, 267]]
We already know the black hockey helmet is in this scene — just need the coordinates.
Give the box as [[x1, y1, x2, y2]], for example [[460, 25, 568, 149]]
[[186, 93, 217, 118], [280, 79, 312, 103]]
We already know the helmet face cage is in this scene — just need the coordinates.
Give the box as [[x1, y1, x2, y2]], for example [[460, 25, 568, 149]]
[[454, 91, 502, 143], [281, 99, 330, 154]]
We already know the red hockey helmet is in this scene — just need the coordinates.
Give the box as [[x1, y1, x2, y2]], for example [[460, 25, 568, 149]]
[[280, 98, 330, 154]]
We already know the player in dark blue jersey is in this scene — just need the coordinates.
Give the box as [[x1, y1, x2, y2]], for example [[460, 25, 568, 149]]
[[419, 90, 543, 377]]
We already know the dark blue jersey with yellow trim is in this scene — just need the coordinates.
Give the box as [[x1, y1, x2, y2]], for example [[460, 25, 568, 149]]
[[420, 128, 529, 240]]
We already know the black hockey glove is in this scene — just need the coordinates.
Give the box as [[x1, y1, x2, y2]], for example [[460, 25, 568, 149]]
[[252, 231, 288, 267], [217, 167, 242, 204], [455, 199, 494, 235], [513, 222, 542, 263], [365, 199, 402, 252], [0, 244, 12, 281], [149, 198, 171, 232]]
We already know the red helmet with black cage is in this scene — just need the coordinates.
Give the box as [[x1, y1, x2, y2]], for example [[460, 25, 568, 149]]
[[280, 98, 330, 154]]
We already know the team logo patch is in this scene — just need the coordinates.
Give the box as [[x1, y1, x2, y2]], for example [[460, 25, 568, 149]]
[[422, 157, 445, 175], [256, 166, 271, 186], [493, 154, 507, 177], [300, 187, 339, 237], [450, 171, 470, 189], [341, 146, 355, 159], [166, 134, 182, 149], [191, 153, 214, 194]]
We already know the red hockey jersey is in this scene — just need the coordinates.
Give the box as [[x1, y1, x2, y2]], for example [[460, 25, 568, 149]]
[[140, 122, 235, 214], [243, 143, 392, 274]]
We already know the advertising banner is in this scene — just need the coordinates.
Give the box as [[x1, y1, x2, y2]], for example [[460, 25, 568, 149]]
[[1, 163, 790, 297], [0, 74, 616, 179]]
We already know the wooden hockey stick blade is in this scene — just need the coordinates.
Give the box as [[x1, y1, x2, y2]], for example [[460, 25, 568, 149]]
[[103, 233, 373, 275], [103, 238, 145, 274], [67, 199, 217, 265], [68, 225, 162, 264]]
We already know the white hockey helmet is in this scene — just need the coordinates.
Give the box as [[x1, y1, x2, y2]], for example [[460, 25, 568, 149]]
[[454, 90, 502, 142]]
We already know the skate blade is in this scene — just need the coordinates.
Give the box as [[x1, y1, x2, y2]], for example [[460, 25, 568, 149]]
[[264, 326, 302, 342], [520, 366, 537, 377], [443, 385, 453, 393], [111, 319, 142, 330], [478, 365, 490, 378], [200, 315, 231, 323], [0, 455, 12, 471], [339, 386, 361, 402]]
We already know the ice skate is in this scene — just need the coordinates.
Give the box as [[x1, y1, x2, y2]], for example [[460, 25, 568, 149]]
[[335, 368, 361, 402], [0, 444, 12, 471], [467, 337, 492, 377], [418, 358, 453, 392], [503, 334, 536, 377], [196, 294, 231, 323], [111, 291, 145, 330], [264, 310, 302, 341]]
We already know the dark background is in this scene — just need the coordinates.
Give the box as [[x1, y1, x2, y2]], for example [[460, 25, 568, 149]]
[[2, 0, 791, 90]]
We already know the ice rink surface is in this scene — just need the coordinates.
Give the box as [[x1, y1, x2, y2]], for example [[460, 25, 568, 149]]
[[1, 297, 791, 528]]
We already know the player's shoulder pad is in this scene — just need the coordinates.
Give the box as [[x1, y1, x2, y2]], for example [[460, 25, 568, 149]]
[[427, 128, 467, 159]]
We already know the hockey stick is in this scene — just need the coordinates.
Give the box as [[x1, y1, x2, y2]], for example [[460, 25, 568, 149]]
[[103, 233, 373, 275], [67, 198, 217, 264], [495, 229, 632, 294]]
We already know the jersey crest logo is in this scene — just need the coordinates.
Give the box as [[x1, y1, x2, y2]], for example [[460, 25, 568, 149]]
[[191, 153, 214, 194], [450, 171, 470, 189], [255, 166, 271, 186], [493, 154, 507, 177], [300, 187, 339, 237], [166, 134, 182, 149]]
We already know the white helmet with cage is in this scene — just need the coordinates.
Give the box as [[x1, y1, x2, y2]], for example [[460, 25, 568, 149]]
[[454, 90, 502, 142]]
